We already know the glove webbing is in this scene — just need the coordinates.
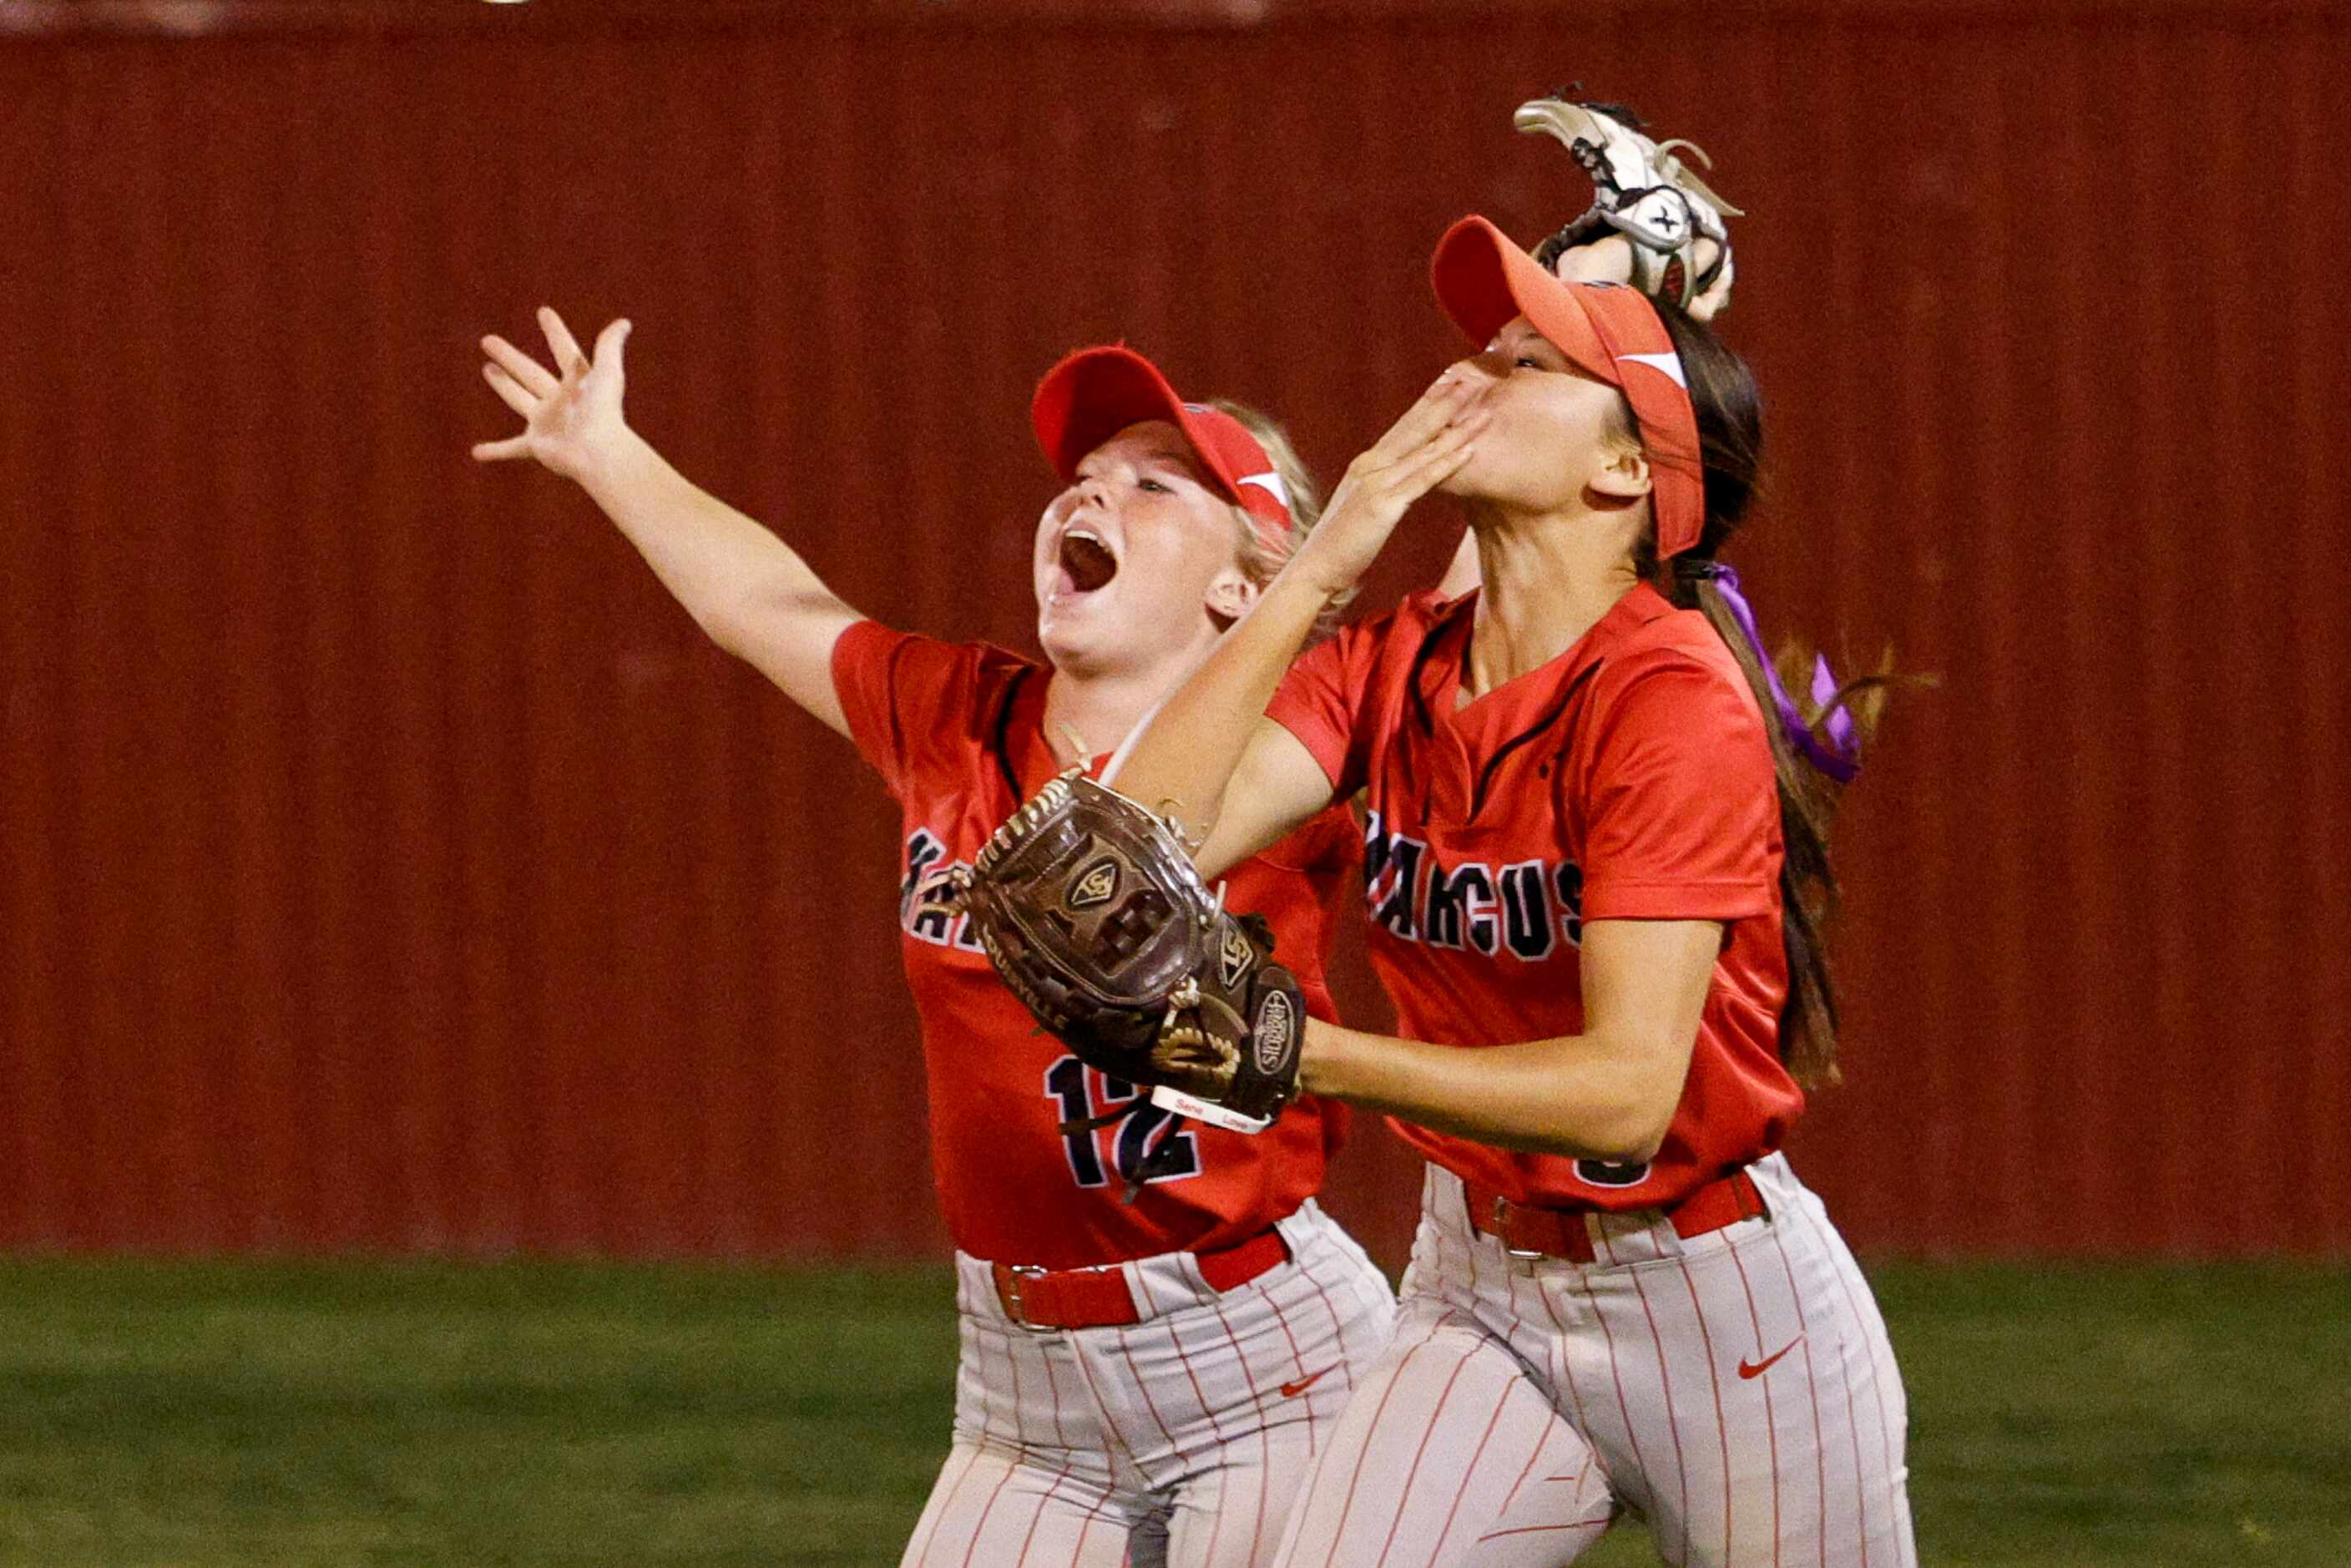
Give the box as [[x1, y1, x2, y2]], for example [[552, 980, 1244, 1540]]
[[1532, 127, 1728, 309]]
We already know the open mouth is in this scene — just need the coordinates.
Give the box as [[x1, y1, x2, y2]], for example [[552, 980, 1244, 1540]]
[[1059, 528, 1120, 594]]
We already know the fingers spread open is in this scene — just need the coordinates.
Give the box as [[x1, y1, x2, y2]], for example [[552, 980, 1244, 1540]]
[[592, 317, 631, 375], [538, 306, 588, 377], [481, 333, 558, 397], [482, 361, 538, 418]]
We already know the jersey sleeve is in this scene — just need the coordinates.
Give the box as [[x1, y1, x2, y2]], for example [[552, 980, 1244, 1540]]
[[1264, 620, 1381, 797], [830, 620, 984, 800], [1250, 798, 1363, 878], [1578, 656, 1782, 922]]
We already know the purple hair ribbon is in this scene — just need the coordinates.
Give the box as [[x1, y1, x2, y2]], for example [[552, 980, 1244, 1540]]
[[1698, 564, 1862, 782]]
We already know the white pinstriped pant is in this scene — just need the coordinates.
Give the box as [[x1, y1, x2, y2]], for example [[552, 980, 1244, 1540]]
[[1270, 1158, 1916, 1567], [902, 1201, 1398, 1567]]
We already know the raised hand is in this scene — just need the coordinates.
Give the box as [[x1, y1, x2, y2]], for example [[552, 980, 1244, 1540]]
[[472, 306, 634, 483], [1548, 231, 1732, 322], [1289, 368, 1490, 600], [1515, 96, 1738, 321]]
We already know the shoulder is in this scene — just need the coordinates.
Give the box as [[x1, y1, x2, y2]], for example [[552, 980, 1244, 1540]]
[[831, 621, 1044, 796], [1381, 588, 1471, 647], [838, 620, 1038, 695], [1312, 589, 1464, 675], [966, 637, 1043, 690], [1595, 607, 1767, 737], [1276, 591, 1458, 738], [1570, 608, 1776, 802]]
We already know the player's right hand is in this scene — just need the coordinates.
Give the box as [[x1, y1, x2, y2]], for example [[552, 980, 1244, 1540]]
[[1289, 368, 1490, 602], [472, 306, 632, 483]]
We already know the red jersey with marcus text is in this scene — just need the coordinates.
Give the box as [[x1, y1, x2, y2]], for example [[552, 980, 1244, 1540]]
[[832, 620, 1358, 1268], [1266, 583, 1801, 1211]]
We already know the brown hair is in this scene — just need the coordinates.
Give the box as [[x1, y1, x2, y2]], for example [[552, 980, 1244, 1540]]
[[1631, 306, 1891, 1089]]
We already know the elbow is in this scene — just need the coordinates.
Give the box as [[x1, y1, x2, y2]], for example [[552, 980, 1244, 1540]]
[[694, 607, 752, 660], [1540, 1110, 1669, 1167], [1528, 1055, 1680, 1165], [695, 579, 831, 660], [1597, 1118, 1671, 1167], [678, 588, 754, 655], [695, 583, 787, 656]]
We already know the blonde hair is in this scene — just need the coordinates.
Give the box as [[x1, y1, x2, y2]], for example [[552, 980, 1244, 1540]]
[[1204, 397, 1352, 639]]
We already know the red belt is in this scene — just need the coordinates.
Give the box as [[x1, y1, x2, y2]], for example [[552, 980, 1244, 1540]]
[[1464, 1168, 1767, 1263], [991, 1227, 1291, 1330]]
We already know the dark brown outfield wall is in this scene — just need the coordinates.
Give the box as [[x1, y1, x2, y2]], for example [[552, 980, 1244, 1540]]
[[2, 0, 2344, 1262]]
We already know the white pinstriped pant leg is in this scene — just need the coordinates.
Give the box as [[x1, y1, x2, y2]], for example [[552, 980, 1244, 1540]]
[[905, 1201, 1398, 1568], [1762, 1163, 1917, 1568], [1268, 1168, 1616, 1568], [1265, 1288, 1616, 1566], [1546, 1156, 1915, 1568], [902, 1436, 1135, 1567], [1270, 1161, 1915, 1568], [900, 1292, 1139, 1568]]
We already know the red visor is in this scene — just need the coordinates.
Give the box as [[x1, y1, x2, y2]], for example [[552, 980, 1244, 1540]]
[[1430, 215, 1706, 559], [1031, 346, 1294, 543]]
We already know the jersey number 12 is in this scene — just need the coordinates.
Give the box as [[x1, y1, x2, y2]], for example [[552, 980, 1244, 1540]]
[[1043, 1055, 1202, 1191]]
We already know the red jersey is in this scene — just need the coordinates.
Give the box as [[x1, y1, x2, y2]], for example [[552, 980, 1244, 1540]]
[[1266, 582, 1801, 1211], [832, 620, 1359, 1268]]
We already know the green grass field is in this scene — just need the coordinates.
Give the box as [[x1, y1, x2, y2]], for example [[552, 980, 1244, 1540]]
[[0, 1258, 2343, 1565]]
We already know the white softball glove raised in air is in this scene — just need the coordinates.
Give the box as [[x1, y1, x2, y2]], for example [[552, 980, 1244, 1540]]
[[1518, 94, 1742, 320]]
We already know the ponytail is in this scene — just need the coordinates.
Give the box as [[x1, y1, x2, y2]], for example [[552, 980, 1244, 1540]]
[[1672, 561, 1888, 1087], [1637, 304, 1896, 1089]]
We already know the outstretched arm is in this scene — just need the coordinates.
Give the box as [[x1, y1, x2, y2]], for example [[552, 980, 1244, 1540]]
[[1106, 367, 1490, 872], [474, 308, 862, 736]]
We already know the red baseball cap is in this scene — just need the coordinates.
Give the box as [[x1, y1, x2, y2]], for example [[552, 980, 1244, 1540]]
[[1031, 346, 1294, 544], [1429, 215, 1706, 559]]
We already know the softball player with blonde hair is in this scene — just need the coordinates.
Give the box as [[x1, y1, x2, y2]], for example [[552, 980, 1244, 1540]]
[[472, 316, 1397, 1565]]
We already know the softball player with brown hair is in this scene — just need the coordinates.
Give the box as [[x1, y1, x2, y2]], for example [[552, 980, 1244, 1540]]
[[473, 316, 1395, 1565], [1105, 217, 1914, 1565]]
